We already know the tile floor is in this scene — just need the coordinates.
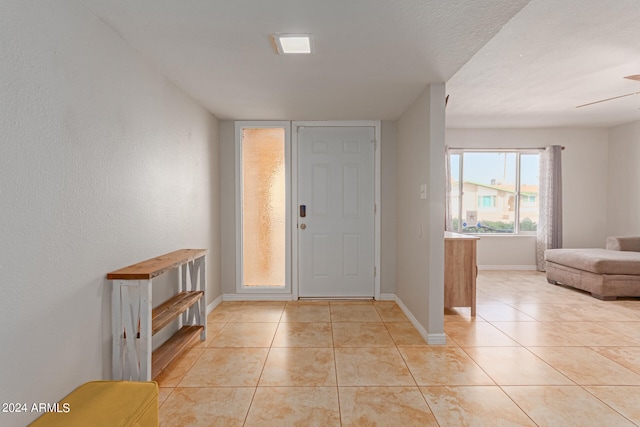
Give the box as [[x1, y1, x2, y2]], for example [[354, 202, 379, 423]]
[[157, 271, 640, 426]]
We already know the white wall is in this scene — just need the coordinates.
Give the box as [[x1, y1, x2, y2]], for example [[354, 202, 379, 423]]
[[446, 128, 609, 268], [395, 85, 445, 342], [607, 120, 640, 236], [0, 1, 219, 425]]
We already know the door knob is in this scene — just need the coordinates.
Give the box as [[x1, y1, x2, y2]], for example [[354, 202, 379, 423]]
[[300, 224, 306, 230]]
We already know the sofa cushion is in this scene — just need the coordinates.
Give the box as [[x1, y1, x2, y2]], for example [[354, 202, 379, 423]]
[[606, 236, 640, 252], [545, 248, 640, 275]]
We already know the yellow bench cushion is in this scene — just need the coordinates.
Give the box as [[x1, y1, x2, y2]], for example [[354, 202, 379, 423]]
[[29, 381, 158, 427]]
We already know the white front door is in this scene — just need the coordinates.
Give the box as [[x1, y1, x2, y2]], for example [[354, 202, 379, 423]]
[[297, 126, 375, 297]]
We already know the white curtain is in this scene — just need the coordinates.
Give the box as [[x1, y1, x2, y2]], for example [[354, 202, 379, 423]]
[[536, 145, 563, 271], [444, 146, 453, 231]]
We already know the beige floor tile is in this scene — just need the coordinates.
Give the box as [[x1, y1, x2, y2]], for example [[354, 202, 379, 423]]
[[373, 303, 409, 322], [593, 347, 640, 375], [569, 303, 640, 322], [271, 322, 333, 347], [281, 304, 331, 322], [385, 322, 427, 347], [480, 290, 547, 305], [242, 301, 287, 306], [491, 321, 583, 346], [611, 302, 640, 321], [155, 347, 205, 387], [599, 321, 640, 341], [528, 346, 640, 385], [503, 386, 636, 427], [229, 305, 284, 322], [193, 321, 226, 348], [444, 333, 461, 347], [552, 322, 640, 346], [510, 303, 589, 322], [207, 302, 243, 322], [444, 307, 485, 323], [286, 300, 330, 305], [544, 301, 639, 322], [206, 310, 236, 323], [157, 273, 640, 426], [420, 386, 537, 427], [329, 300, 373, 305], [330, 304, 382, 322], [463, 347, 573, 385], [178, 348, 268, 387], [159, 387, 254, 427], [475, 290, 505, 304], [476, 303, 538, 321], [445, 321, 520, 347], [332, 322, 395, 347], [371, 300, 396, 306], [339, 386, 438, 426], [157, 387, 173, 407], [259, 347, 336, 386], [244, 387, 340, 427], [584, 386, 640, 425], [335, 347, 415, 386], [209, 322, 278, 347], [399, 347, 494, 386]]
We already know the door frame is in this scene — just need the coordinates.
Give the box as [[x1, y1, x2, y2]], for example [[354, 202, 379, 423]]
[[291, 121, 381, 300]]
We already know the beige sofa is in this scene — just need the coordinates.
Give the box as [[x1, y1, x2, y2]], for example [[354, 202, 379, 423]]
[[545, 236, 640, 300]]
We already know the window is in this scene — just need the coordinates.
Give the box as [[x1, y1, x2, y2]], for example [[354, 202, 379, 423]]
[[449, 150, 540, 234], [235, 123, 291, 292], [478, 195, 496, 209]]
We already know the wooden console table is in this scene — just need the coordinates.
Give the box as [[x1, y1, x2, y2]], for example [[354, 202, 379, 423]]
[[444, 232, 479, 316], [107, 249, 207, 381]]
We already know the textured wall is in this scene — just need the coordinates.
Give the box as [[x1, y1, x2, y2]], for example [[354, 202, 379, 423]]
[[607, 120, 640, 236], [395, 89, 431, 328], [394, 85, 445, 340], [0, 1, 219, 425]]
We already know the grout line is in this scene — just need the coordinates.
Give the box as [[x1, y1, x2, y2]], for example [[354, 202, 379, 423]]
[[331, 314, 344, 426]]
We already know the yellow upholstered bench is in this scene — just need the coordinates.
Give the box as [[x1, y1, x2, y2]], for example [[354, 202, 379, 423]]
[[29, 381, 158, 426]]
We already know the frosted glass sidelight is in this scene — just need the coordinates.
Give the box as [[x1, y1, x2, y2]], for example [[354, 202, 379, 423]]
[[242, 128, 286, 287]]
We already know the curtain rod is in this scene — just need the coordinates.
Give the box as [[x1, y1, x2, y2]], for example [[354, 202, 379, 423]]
[[447, 146, 565, 151]]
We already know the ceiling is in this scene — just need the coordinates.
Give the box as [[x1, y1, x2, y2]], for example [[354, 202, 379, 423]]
[[80, 0, 640, 128], [447, 0, 640, 128]]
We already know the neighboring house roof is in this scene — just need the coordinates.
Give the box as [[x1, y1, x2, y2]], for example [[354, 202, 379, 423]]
[[453, 180, 538, 196]]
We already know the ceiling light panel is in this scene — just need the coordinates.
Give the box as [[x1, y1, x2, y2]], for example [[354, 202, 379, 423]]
[[272, 34, 313, 55]]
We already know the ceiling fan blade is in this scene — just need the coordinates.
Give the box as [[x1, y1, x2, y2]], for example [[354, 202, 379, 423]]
[[624, 75, 640, 81], [576, 91, 640, 108]]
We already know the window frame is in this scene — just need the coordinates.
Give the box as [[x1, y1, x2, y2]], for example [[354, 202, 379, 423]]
[[449, 149, 541, 236]]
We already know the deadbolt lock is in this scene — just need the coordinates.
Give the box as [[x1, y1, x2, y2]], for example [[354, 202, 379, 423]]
[[300, 223, 306, 229]]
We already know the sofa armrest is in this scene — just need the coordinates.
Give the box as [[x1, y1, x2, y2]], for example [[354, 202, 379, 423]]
[[606, 236, 640, 252]]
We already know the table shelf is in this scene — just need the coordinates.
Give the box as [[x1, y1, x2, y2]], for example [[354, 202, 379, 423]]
[[108, 249, 207, 381]]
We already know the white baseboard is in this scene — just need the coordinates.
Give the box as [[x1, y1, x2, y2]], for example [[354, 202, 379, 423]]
[[222, 293, 294, 302], [393, 296, 446, 345], [379, 293, 396, 301], [207, 294, 223, 315], [426, 333, 447, 345], [478, 265, 537, 271]]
